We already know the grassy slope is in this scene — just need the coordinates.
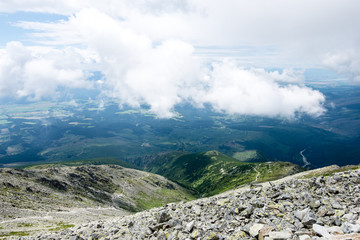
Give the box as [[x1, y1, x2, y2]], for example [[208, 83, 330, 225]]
[[19, 150, 303, 197], [145, 150, 303, 196], [301, 164, 360, 178]]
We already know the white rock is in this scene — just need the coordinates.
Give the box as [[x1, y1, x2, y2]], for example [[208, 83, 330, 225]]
[[268, 230, 292, 239], [185, 220, 195, 232], [327, 226, 343, 235], [313, 224, 330, 238], [299, 235, 311, 240], [295, 208, 309, 221], [249, 223, 265, 237], [192, 205, 201, 216], [343, 223, 360, 233], [352, 224, 360, 233]]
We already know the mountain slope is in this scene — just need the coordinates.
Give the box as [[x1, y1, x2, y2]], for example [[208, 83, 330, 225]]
[[17, 165, 360, 240], [0, 165, 194, 237], [145, 150, 303, 196], [0, 165, 194, 212]]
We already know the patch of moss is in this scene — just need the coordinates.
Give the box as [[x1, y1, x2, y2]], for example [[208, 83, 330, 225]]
[[48, 222, 75, 232], [0, 231, 30, 237], [16, 223, 33, 227]]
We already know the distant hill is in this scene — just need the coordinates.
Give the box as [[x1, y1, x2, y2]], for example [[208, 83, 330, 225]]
[[144, 150, 303, 196]]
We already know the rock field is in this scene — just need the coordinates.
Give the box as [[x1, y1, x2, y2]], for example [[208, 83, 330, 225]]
[[9, 167, 360, 240]]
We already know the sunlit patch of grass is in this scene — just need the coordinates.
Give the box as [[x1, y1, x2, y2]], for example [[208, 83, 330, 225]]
[[0, 231, 30, 237], [48, 222, 75, 232]]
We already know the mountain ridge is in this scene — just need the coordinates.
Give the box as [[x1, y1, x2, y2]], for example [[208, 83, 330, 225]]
[[143, 150, 302, 196], [3, 164, 359, 239], [0, 164, 194, 238]]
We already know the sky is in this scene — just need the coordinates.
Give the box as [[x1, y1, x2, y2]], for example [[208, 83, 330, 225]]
[[0, 0, 359, 118]]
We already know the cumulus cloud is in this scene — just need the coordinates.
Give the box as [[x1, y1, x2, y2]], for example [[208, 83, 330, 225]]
[[322, 51, 360, 83], [0, 1, 342, 118], [0, 41, 92, 100], [193, 62, 325, 118]]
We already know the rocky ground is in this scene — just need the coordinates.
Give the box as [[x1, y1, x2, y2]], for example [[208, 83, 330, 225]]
[[0, 165, 193, 237], [7, 165, 360, 240]]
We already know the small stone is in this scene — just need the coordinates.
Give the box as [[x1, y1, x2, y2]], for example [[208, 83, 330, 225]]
[[193, 205, 202, 216], [328, 187, 340, 194], [317, 206, 329, 217], [249, 223, 265, 237], [295, 209, 309, 221], [309, 200, 321, 209], [327, 226, 343, 235], [167, 230, 179, 240], [186, 220, 195, 232], [69, 236, 82, 240], [327, 208, 335, 216], [157, 210, 171, 223], [302, 211, 317, 227], [191, 229, 201, 238], [343, 213, 356, 221], [313, 224, 330, 238], [217, 199, 230, 206], [332, 201, 342, 209], [299, 234, 311, 240], [335, 217, 342, 226], [157, 231, 167, 240], [268, 230, 293, 239], [276, 193, 292, 201], [204, 232, 219, 240], [334, 210, 345, 217], [241, 206, 254, 218], [258, 225, 273, 240], [343, 223, 360, 234], [230, 231, 248, 239]]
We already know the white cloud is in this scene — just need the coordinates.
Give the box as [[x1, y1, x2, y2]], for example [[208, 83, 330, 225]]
[[322, 50, 360, 83], [3, 1, 349, 117], [193, 62, 325, 118], [0, 41, 92, 100]]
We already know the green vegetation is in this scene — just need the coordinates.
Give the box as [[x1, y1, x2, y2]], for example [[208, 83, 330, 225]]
[[48, 222, 75, 231], [135, 188, 195, 210], [302, 164, 360, 178], [232, 150, 260, 161], [255, 162, 302, 182], [145, 151, 302, 196], [2, 87, 360, 169], [0, 231, 29, 237], [1, 164, 195, 216], [16, 223, 33, 227]]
